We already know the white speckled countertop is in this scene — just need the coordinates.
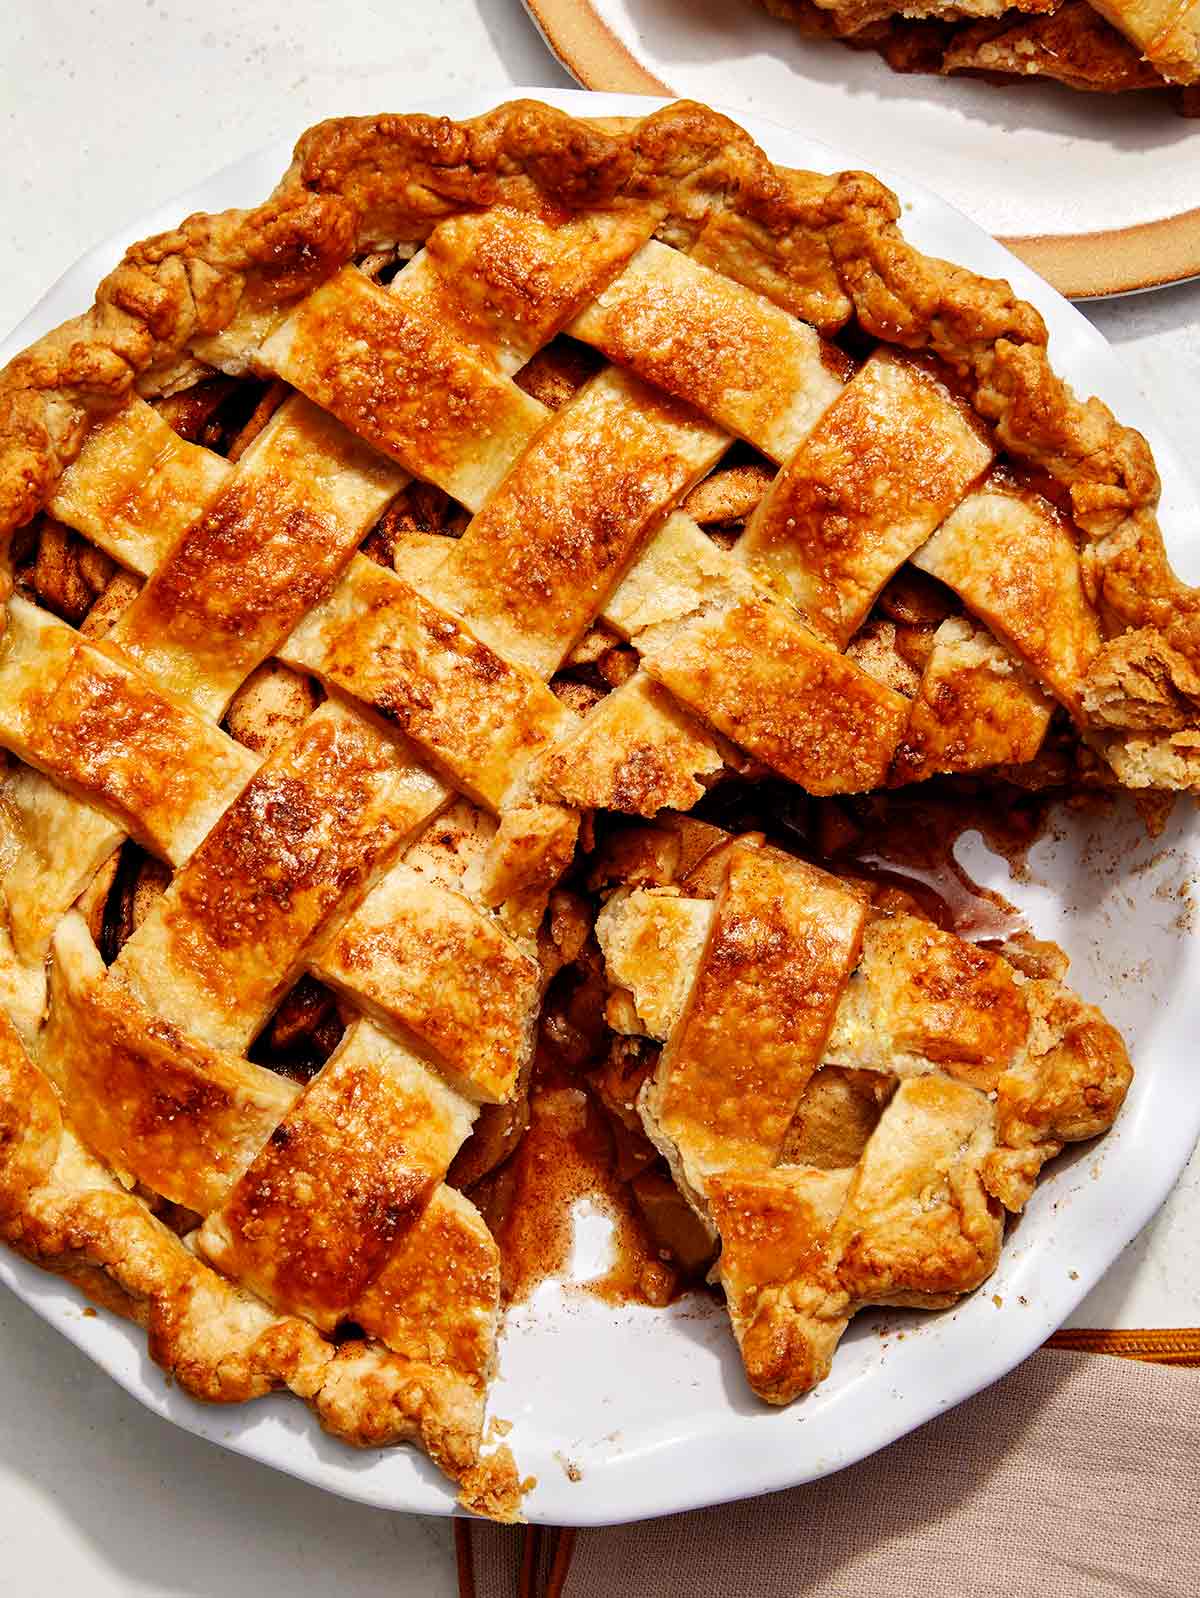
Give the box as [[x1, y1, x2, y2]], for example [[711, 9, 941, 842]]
[[2, 3, 1198, 1591]]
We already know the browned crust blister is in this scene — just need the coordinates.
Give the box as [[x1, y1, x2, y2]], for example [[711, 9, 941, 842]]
[[0, 1003, 519, 1506]]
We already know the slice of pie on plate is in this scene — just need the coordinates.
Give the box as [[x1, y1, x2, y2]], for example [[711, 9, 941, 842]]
[[756, 0, 1199, 97], [0, 97, 1191, 1516]]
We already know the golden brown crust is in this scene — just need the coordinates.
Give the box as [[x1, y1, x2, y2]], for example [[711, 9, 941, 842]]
[[2, 99, 1188, 787], [354, 1185, 499, 1380], [714, 1075, 1004, 1403], [737, 350, 992, 646], [478, 802, 580, 940], [0, 101, 1180, 717], [830, 1074, 1003, 1304], [940, 4, 1168, 92], [259, 268, 548, 512], [566, 239, 845, 462], [107, 397, 403, 717], [1083, 625, 1200, 732], [0, 189, 354, 542], [596, 886, 715, 1041], [638, 585, 912, 795], [825, 911, 1031, 1089], [759, 0, 1177, 92], [1087, 0, 1200, 82], [0, 598, 259, 863], [43, 914, 299, 1215], [1081, 625, 1200, 789], [912, 476, 1103, 723], [708, 1166, 852, 1403], [0, 1007, 61, 1215], [890, 617, 1053, 784], [643, 845, 867, 1196], [538, 673, 723, 817], [49, 396, 231, 576], [280, 554, 574, 811], [112, 701, 445, 1051], [0, 1057, 517, 1516], [982, 975, 1133, 1210], [310, 864, 540, 1103], [421, 367, 726, 680], [196, 1021, 468, 1328]]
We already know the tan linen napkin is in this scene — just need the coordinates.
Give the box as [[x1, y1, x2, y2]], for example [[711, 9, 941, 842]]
[[463, 1347, 1199, 1597]]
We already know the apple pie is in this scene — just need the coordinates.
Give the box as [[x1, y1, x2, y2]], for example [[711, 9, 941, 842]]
[[0, 98, 1191, 1517]]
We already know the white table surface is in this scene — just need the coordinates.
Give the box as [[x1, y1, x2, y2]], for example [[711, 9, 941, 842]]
[[2, 3, 1198, 1591]]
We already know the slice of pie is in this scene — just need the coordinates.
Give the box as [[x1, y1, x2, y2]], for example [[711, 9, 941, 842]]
[[0, 99, 1187, 1516], [756, 0, 1199, 96]]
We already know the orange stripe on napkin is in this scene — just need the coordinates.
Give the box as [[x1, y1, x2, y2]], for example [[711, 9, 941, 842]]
[[1045, 1327, 1200, 1365]]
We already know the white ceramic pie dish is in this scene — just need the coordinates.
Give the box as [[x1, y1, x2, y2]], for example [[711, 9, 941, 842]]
[[2, 87, 1198, 1528]]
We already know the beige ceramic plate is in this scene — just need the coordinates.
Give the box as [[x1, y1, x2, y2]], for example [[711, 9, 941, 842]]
[[523, 0, 1200, 298]]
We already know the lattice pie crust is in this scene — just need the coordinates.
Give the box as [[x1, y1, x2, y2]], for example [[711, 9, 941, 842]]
[[0, 100, 1189, 1517]]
